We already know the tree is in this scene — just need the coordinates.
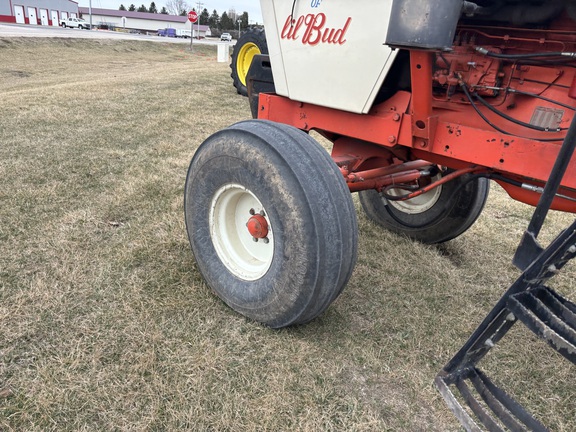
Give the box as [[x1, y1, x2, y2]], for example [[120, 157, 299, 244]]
[[119, 4, 127, 11], [165, 0, 189, 16], [160, 6, 168, 14], [239, 11, 248, 30], [128, 4, 136, 11], [137, 4, 148, 12], [149, 2, 157, 13], [199, 8, 209, 25], [220, 11, 234, 30], [208, 9, 219, 29]]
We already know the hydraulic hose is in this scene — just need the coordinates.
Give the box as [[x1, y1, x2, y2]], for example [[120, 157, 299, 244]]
[[475, 47, 576, 60]]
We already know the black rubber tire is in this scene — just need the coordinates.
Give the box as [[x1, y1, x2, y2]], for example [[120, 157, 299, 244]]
[[62, 24, 66, 28], [358, 174, 489, 244], [230, 29, 268, 97], [184, 120, 358, 328]]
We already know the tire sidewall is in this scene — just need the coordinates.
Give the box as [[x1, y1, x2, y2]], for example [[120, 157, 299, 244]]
[[185, 130, 321, 327], [360, 174, 489, 243], [385, 177, 475, 228], [230, 29, 268, 96]]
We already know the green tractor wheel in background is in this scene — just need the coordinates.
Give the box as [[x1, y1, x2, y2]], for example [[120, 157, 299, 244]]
[[230, 29, 268, 96]]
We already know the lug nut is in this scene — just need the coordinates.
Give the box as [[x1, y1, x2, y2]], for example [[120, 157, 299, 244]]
[[259, 210, 266, 217], [249, 208, 255, 215], [262, 237, 269, 244], [252, 237, 258, 242]]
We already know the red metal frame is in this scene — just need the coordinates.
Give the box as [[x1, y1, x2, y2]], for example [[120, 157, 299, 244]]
[[255, 15, 576, 213], [258, 63, 576, 212], [259, 92, 576, 212]]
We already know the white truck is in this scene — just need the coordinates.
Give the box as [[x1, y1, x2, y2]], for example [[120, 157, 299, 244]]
[[60, 17, 90, 29], [176, 29, 191, 38]]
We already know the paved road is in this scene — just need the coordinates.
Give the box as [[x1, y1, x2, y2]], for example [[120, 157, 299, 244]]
[[0, 22, 234, 46]]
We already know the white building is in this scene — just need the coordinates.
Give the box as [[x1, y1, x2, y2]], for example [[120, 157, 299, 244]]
[[0, 0, 79, 26], [79, 7, 211, 37]]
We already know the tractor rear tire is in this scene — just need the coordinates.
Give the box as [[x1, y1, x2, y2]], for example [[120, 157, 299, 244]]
[[184, 120, 358, 328], [358, 173, 489, 244], [230, 29, 268, 96]]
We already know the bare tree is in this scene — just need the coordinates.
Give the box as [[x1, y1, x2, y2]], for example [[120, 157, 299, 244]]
[[165, 0, 189, 16]]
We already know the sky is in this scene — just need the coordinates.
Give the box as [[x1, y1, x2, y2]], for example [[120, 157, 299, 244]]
[[78, 0, 263, 24]]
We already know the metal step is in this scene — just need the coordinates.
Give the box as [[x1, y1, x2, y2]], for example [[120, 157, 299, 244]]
[[507, 286, 576, 363], [436, 367, 548, 432]]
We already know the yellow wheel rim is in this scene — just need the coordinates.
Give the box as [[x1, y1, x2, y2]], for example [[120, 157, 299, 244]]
[[236, 42, 261, 87]]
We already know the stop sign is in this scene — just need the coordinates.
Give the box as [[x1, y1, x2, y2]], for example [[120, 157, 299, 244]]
[[188, 11, 198, 23]]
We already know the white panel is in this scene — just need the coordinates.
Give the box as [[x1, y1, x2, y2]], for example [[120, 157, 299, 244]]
[[14, 5, 25, 24], [260, 0, 398, 114], [50, 10, 58, 26], [39, 9, 49, 26], [27, 7, 37, 25], [61, 11, 68, 21]]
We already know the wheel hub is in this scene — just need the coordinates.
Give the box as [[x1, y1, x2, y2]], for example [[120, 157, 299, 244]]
[[247, 214, 269, 239], [237, 42, 260, 86], [387, 174, 442, 214], [209, 184, 274, 281]]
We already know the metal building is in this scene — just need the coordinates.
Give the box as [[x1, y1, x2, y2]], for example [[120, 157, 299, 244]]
[[80, 8, 211, 37], [0, 0, 79, 26]]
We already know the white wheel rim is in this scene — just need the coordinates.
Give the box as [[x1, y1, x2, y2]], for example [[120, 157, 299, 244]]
[[386, 174, 442, 214], [209, 183, 274, 281]]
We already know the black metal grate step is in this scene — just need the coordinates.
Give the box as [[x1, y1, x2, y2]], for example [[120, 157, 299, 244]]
[[436, 367, 548, 432], [507, 286, 576, 363]]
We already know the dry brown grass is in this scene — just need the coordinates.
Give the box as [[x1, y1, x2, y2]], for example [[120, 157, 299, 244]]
[[0, 37, 574, 431]]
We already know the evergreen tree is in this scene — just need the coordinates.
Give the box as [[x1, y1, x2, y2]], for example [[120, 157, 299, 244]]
[[137, 4, 148, 12], [199, 8, 209, 25], [119, 4, 127, 11], [160, 6, 168, 14], [239, 11, 248, 29], [128, 4, 136, 11], [208, 9, 219, 29], [220, 11, 233, 30], [148, 2, 157, 13]]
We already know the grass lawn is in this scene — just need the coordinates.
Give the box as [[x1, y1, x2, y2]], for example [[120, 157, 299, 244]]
[[0, 37, 574, 430]]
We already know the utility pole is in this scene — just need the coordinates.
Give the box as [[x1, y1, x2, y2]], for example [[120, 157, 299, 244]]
[[196, 1, 204, 39]]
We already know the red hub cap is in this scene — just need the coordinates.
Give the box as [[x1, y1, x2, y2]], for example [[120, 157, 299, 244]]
[[247, 214, 269, 239]]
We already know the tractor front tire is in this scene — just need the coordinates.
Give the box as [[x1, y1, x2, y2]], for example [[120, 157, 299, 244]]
[[230, 29, 268, 96], [184, 120, 358, 328], [359, 173, 489, 244]]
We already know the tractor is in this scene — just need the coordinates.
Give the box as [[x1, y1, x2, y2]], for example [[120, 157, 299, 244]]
[[185, 1, 576, 429]]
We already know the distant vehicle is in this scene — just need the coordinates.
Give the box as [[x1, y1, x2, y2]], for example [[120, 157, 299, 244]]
[[221, 33, 232, 41], [158, 28, 176, 37], [60, 17, 90, 29], [176, 29, 191, 38]]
